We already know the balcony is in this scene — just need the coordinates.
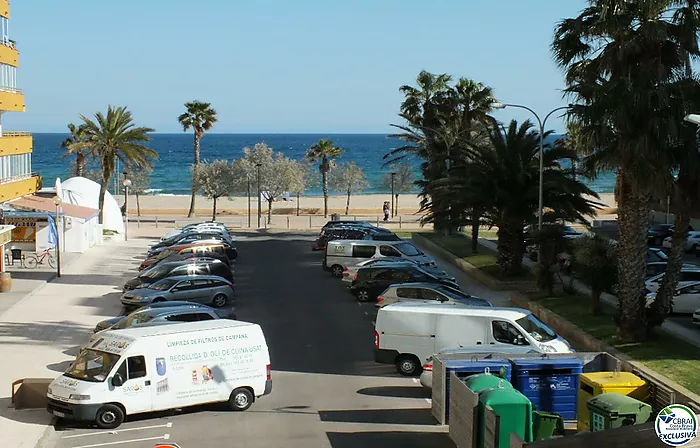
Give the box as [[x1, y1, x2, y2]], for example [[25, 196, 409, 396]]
[[0, 174, 42, 202], [0, 132, 31, 156], [0, 39, 18, 67], [0, 86, 23, 112], [0, 1, 9, 20]]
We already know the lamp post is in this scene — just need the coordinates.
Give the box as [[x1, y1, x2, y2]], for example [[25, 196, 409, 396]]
[[247, 173, 251, 228], [256, 163, 262, 228], [123, 177, 132, 241], [52, 195, 62, 278], [391, 172, 396, 217], [491, 102, 569, 263]]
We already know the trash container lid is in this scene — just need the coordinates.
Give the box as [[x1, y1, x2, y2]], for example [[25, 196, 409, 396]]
[[480, 387, 531, 406], [445, 358, 510, 369], [511, 358, 583, 370], [587, 392, 650, 414], [580, 372, 646, 388]]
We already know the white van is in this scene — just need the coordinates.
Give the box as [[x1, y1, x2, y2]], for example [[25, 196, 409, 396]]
[[324, 239, 436, 277], [47, 320, 271, 429], [374, 302, 572, 376]]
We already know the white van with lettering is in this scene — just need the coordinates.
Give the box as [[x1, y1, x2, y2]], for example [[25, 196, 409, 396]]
[[46, 320, 271, 429]]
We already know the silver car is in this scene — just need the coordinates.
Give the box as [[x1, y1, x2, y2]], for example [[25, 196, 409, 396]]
[[95, 305, 231, 333], [376, 283, 492, 308], [94, 301, 236, 332], [121, 275, 235, 309]]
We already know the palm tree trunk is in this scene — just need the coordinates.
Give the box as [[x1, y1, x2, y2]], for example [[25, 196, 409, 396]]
[[98, 165, 110, 225], [615, 174, 650, 342], [395, 194, 400, 215], [76, 153, 85, 177], [648, 199, 690, 327], [471, 209, 481, 253], [187, 131, 202, 218], [212, 196, 217, 221], [345, 190, 351, 214], [591, 287, 603, 316], [296, 193, 300, 216], [496, 219, 524, 276], [136, 193, 141, 217], [322, 166, 329, 218], [267, 199, 273, 224]]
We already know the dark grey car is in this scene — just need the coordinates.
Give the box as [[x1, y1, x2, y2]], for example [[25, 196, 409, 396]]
[[121, 275, 235, 309]]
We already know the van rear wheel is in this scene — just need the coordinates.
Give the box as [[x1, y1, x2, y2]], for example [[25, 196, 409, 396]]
[[396, 354, 421, 376], [330, 265, 344, 278], [95, 404, 124, 429], [229, 387, 254, 411]]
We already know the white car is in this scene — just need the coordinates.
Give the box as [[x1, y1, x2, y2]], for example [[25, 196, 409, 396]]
[[161, 223, 229, 241], [645, 268, 700, 293], [646, 281, 700, 314], [376, 283, 491, 308], [662, 231, 700, 252]]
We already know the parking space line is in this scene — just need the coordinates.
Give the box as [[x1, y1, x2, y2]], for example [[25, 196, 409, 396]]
[[412, 378, 419, 384], [72, 434, 170, 448], [425, 398, 432, 404], [63, 423, 173, 439]]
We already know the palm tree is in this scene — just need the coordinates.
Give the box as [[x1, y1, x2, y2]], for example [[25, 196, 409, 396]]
[[455, 120, 600, 275], [79, 106, 157, 224], [178, 101, 218, 218], [306, 139, 343, 217], [551, 0, 700, 341], [572, 234, 618, 315], [61, 123, 91, 177]]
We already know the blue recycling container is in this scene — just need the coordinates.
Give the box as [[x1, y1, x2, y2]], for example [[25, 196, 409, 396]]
[[510, 357, 583, 420], [442, 358, 512, 423]]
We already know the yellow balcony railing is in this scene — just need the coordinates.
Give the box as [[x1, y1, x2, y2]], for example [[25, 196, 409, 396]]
[[0, 174, 41, 202], [0, 1, 9, 19], [0, 39, 19, 67], [0, 132, 31, 155], [0, 87, 24, 112]]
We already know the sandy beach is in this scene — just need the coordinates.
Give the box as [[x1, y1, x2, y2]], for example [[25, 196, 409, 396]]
[[121, 192, 617, 218]]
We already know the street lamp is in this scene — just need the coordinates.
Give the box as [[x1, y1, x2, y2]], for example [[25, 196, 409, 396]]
[[491, 102, 569, 263], [52, 195, 62, 278], [123, 177, 132, 241], [256, 163, 262, 228], [247, 173, 251, 228], [391, 172, 396, 217]]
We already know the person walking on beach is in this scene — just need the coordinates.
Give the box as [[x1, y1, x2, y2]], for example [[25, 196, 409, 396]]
[[383, 201, 390, 222]]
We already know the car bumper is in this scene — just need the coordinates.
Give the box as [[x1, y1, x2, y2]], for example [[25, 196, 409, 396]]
[[693, 316, 700, 325], [374, 348, 399, 364], [47, 397, 101, 422], [262, 379, 272, 396], [419, 370, 432, 389]]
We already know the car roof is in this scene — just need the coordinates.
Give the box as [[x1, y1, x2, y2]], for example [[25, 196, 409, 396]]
[[137, 305, 213, 317], [166, 242, 226, 251], [99, 319, 253, 339], [648, 267, 700, 282], [328, 239, 406, 247], [138, 301, 208, 310], [156, 259, 220, 269], [162, 274, 231, 282], [386, 282, 456, 289], [380, 302, 529, 319]]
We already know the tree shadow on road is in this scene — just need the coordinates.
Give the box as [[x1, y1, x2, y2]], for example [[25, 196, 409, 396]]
[[0, 321, 92, 347], [357, 386, 431, 399], [326, 431, 455, 448], [0, 397, 54, 426], [318, 408, 438, 426]]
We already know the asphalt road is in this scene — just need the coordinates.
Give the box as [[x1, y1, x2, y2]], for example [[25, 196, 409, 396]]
[[51, 231, 471, 448]]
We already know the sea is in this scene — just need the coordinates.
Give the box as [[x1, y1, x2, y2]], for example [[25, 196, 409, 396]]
[[32, 133, 617, 196]]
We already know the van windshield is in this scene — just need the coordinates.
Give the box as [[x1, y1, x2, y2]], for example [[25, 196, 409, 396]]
[[394, 242, 422, 257], [516, 314, 557, 342], [64, 349, 120, 383]]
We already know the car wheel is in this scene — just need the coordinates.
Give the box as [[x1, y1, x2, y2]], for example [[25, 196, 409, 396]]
[[212, 293, 228, 308], [229, 387, 254, 411], [330, 265, 344, 278], [95, 404, 124, 429], [356, 288, 371, 302], [396, 354, 421, 376]]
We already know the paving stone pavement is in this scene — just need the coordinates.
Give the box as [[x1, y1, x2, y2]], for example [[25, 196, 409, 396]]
[[0, 236, 153, 448]]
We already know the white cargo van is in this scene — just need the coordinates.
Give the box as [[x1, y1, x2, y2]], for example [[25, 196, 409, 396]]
[[324, 239, 436, 277], [47, 320, 271, 429], [374, 302, 572, 376]]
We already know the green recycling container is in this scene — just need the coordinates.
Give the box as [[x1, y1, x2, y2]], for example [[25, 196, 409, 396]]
[[532, 410, 565, 441], [466, 373, 513, 394], [587, 392, 652, 432], [478, 386, 533, 448]]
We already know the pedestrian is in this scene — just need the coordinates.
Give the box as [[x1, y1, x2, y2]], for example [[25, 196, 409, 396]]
[[383, 201, 390, 222]]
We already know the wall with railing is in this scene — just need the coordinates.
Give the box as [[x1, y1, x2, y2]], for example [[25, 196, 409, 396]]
[[0, 152, 30, 182]]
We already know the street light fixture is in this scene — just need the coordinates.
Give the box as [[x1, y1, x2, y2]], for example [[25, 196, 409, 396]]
[[123, 177, 132, 241], [391, 172, 396, 218], [491, 102, 569, 263], [256, 163, 262, 228], [52, 195, 62, 278]]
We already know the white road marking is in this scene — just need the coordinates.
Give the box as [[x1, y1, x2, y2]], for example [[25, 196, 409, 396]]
[[72, 435, 170, 448], [364, 312, 368, 315], [425, 398, 432, 404], [412, 378, 419, 384], [63, 423, 173, 439]]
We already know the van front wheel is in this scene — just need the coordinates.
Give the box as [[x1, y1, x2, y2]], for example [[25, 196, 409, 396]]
[[95, 404, 124, 429], [396, 354, 421, 376], [229, 387, 254, 411]]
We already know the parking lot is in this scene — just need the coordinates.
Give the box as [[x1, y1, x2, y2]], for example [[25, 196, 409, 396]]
[[51, 230, 514, 448]]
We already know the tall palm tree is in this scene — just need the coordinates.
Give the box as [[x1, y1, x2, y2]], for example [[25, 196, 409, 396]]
[[178, 101, 218, 217], [306, 139, 343, 217], [454, 120, 600, 275], [61, 123, 91, 177], [551, 0, 700, 341], [79, 106, 157, 224]]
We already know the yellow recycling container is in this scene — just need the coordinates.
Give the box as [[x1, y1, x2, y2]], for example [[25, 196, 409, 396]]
[[577, 372, 648, 431]]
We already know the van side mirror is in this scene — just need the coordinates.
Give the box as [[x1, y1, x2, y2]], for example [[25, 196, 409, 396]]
[[112, 373, 124, 387], [515, 334, 527, 345]]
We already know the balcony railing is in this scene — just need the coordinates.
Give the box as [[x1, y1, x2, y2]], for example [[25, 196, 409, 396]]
[[0, 171, 39, 185], [0, 85, 21, 94], [2, 131, 30, 137], [0, 38, 15, 50]]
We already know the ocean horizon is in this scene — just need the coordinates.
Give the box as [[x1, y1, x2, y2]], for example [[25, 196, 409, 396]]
[[32, 133, 617, 196]]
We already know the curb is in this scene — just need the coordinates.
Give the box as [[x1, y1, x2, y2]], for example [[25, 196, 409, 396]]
[[411, 233, 537, 291], [34, 417, 60, 448]]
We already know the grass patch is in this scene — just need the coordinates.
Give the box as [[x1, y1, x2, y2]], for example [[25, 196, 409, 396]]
[[466, 229, 499, 239], [420, 232, 532, 282], [395, 232, 413, 238], [531, 293, 700, 395]]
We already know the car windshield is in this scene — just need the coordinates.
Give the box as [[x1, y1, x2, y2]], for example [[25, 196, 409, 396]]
[[394, 242, 422, 256], [64, 349, 120, 383], [563, 226, 577, 233], [140, 266, 170, 279], [112, 312, 155, 329], [651, 225, 670, 232], [515, 314, 557, 342], [148, 279, 178, 291], [156, 249, 177, 260], [649, 249, 668, 262]]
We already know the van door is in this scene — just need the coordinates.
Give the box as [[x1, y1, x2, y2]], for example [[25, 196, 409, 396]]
[[114, 355, 152, 413], [435, 315, 487, 350], [488, 319, 531, 348]]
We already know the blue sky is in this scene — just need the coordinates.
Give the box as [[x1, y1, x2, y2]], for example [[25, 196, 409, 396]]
[[7, 0, 587, 133]]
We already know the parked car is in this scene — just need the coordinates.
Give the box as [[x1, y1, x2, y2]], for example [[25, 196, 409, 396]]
[[646, 261, 697, 279], [376, 283, 491, 308], [160, 222, 229, 241], [692, 307, 700, 325], [139, 242, 233, 271], [648, 247, 668, 262], [148, 238, 237, 259], [123, 259, 233, 291], [121, 275, 235, 309], [524, 224, 584, 245], [154, 229, 232, 250], [312, 226, 399, 251], [95, 304, 236, 333], [350, 264, 459, 302], [177, 252, 231, 267], [342, 257, 416, 285], [662, 231, 700, 252], [648, 224, 675, 247], [96, 300, 235, 332], [646, 281, 700, 314], [321, 220, 387, 232], [148, 233, 231, 256], [645, 267, 700, 293], [324, 240, 436, 277]]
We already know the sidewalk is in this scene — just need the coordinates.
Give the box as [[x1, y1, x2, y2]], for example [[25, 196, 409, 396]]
[[0, 236, 152, 448]]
